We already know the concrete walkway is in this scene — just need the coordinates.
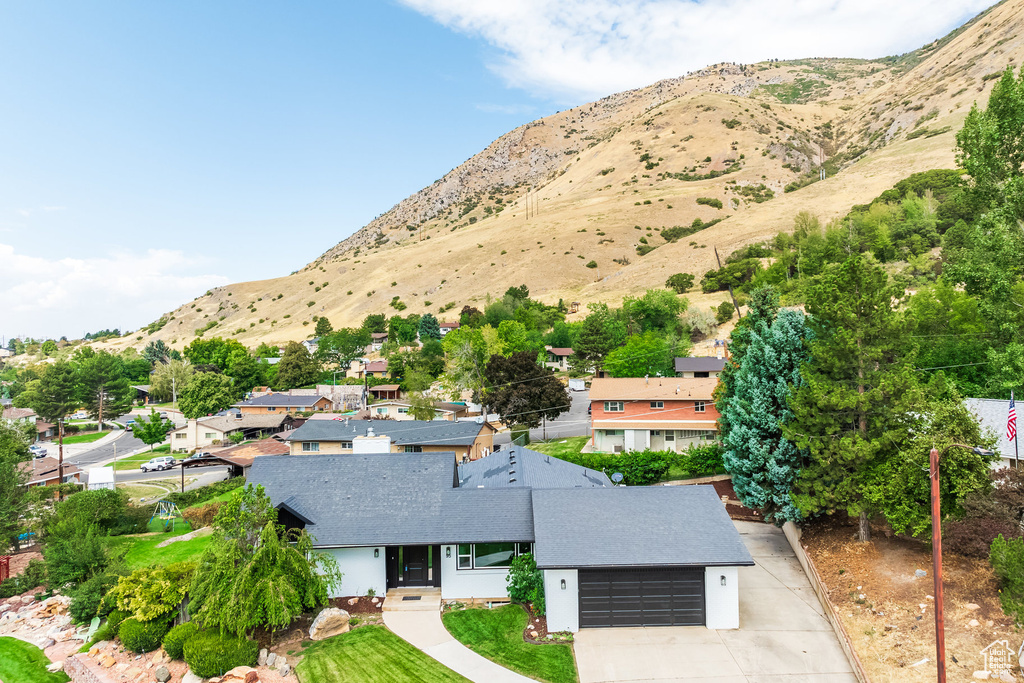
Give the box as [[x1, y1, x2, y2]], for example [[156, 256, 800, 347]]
[[574, 520, 856, 683], [382, 595, 535, 683]]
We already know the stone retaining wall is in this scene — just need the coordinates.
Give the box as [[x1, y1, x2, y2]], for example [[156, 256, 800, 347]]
[[64, 654, 117, 683], [782, 521, 871, 683]]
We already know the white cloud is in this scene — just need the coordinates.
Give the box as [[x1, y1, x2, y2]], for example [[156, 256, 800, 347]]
[[401, 0, 994, 101], [0, 243, 229, 340]]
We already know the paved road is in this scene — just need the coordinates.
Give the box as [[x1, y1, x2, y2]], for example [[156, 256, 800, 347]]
[[493, 389, 591, 447], [114, 465, 230, 486], [67, 429, 147, 467]]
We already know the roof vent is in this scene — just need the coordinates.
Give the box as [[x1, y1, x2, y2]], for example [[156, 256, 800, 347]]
[[367, 426, 375, 437], [509, 477, 517, 483]]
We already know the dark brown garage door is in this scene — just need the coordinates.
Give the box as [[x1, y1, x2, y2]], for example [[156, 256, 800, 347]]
[[578, 567, 705, 627]]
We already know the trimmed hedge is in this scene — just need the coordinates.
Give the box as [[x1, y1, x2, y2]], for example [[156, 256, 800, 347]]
[[162, 622, 199, 660], [166, 476, 245, 508], [119, 617, 170, 653], [553, 444, 724, 485], [183, 630, 259, 678]]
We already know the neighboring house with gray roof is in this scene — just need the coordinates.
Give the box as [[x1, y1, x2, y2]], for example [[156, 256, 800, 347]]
[[168, 413, 296, 453], [674, 356, 727, 378], [285, 418, 495, 462], [966, 398, 1022, 469], [247, 446, 751, 632]]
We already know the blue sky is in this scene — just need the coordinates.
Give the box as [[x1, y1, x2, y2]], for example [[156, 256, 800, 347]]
[[0, 0, 994, 341]]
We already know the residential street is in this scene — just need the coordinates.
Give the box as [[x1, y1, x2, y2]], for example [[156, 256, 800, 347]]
[[493, 389, 591, 447]]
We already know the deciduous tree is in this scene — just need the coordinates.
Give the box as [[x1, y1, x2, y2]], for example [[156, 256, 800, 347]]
[[603, 332, 676, 378], [178, 372, 235, 419], [274, 342, 320, 390], [133, 409, 174, 451], [483, 352, 569, 429]]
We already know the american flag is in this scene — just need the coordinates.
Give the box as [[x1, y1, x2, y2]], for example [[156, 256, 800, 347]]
[[1008, 392, 1017, 441]]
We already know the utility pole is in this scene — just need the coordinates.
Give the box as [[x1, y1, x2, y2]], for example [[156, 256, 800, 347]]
[[172, 377, 177, 409], [57, 418, 64, 499], [930, 446, 947, 683]]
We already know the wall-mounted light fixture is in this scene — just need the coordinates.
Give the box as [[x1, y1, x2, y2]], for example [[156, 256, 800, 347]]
[[720, 575, 726, 586], [374, 548, 379, 558], [446, 546, 452, 558], [560, 579, 566, 590]]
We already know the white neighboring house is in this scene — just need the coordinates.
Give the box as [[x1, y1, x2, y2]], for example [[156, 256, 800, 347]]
[[544, 347, 573, 371], [966, 398, 1022, 469], [248, 445, 752, 632], [301, 338, 320, 355], [87, 467, 115, 491], [167, 413, 296, 453]]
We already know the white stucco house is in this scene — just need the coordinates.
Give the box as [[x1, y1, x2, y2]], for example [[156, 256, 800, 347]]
[[248, 445, 753, 632]]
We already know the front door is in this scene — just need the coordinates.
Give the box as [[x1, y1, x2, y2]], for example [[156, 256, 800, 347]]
[[402, 545, 429, 586]]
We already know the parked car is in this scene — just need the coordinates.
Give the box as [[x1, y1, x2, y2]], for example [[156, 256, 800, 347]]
[[29, 445, 47, 459], [184, 452, 210, 461], [125, 419, 136, 431], [140, 456, 176, 472]]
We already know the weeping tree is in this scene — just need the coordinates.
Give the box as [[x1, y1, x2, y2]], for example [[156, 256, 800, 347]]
[[722, 309, 811, 525], [189, 485, 341, 638]]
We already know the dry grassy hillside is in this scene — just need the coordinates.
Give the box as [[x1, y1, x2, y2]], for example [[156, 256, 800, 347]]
[[111, 0, 1024, 351]]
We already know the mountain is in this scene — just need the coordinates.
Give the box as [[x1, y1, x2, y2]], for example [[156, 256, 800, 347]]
[[121, 0, 1024, 349]]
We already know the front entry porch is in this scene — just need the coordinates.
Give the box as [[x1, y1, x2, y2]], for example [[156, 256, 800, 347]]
[[386, 545, 442, 589]]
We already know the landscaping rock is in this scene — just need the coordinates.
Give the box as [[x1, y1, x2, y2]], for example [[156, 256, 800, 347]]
[[347, 597, 359, 606], [266, 653, 277, 667], [915, 569, 927, 578], [998, 673, 1014, 683], [183, 671, 204, 683], [278, 661, 290, 677], [371, 597, 379, 604], [100, 655, 116, 668], [258, 648, 268, 666], [965, 602, 981, 610], [530, 631, 539, 638], [971, 671, 989, 680], [967, 619, 980, 628], [45, 661, 64, 673], [309, 608, 350, 640], [156, 665, 171, 682]]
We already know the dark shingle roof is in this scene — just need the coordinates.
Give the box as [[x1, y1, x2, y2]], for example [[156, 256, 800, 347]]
[[282, 419, 485, 447], [248, 453, 533, 545], [674, 357, 726, 373], [235, 393, 329, 408], [531, 486, 754, 569], [458, 446, 611, 489]]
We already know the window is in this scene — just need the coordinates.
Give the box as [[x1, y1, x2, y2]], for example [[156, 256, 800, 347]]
[[456, 543, 533, 569], [694, 371, 710, 378], [603, 401, 624, 413], [694, 401, 706, 413], [651, 430, 661, 436], [268, 406, 277, 411], [376, 407, 387, 415], [301, 442, 320, 452], [341, 440, 353, 449], [175, 433, 186, 440], [665, 431, 675, 442], [650, 401, 664, 409], [397, 407, 409, 414], [204, 432, 216, 439], [404, 445, 422, 453]]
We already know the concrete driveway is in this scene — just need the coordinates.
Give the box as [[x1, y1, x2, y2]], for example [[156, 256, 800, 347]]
[[573, 521, 857, 683]]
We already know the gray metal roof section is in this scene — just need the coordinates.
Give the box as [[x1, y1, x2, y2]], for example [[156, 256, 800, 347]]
[[965, 398, 1021, 462], [458, 446, 611, 489], [283, 418, 484, 446], [248, 452, 533, 546], [531, 486, 754, 569], [236, 393, 328, 408], [673, 357, 726, 373]]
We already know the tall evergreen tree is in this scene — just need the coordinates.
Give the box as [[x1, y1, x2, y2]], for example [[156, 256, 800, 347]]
[[785, 255, 920, 542], [76, 350, 134, 429], [722, 309, 811, 524], [15, 360, 77, 422], [418, 313, 442, 341]]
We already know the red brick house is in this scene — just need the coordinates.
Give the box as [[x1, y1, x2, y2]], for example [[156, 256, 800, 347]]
[[588, 377, 719, 453]]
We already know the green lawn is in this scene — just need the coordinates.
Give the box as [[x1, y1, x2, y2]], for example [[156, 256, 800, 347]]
[[0, 637, 70, 683], [113, 445, 171, 470], [442, 606, 577, 683], [527, 437, 590, 459], [104, 523, 211, 568], [295, 625, 469, 683], [61, 431, 110, 444], [185, 490, 235, 508]]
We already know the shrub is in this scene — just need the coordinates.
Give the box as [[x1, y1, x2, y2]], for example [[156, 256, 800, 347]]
[[696, 197, 723, 209], [990, 534, 1024, 621], [182, 501, 226, 529], [183, 630, 259, 678], [163, 622, 200, 660], [715, 301, 735, 324], [105, 610, 128, 637], [507, 553, 545, 615], [666, 273, 694, 293], [945, 517, 1020, 559], [0, 558, 47, 598], [69, 571, 124, 624], [119, 617, 170, 653], [109, 563, 196, 622], [618, 450, 670, 485], [585, 260, 598, 269]]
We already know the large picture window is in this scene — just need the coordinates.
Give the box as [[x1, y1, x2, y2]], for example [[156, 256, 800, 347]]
[[455, 543, 533, 570], [604, 401, 624, 413], [301, 442, 320, 452]]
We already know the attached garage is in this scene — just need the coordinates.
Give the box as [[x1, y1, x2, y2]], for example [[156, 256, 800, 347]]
[[578, 567, 705, 627], [532, 486, 754, 632]]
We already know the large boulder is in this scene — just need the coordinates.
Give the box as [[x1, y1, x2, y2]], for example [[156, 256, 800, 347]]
[[309, 608, 350, 640], [156, 665, 171, 682]]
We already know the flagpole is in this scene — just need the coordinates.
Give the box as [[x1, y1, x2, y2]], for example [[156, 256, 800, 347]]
[[1015, 389, 1020, 471]]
